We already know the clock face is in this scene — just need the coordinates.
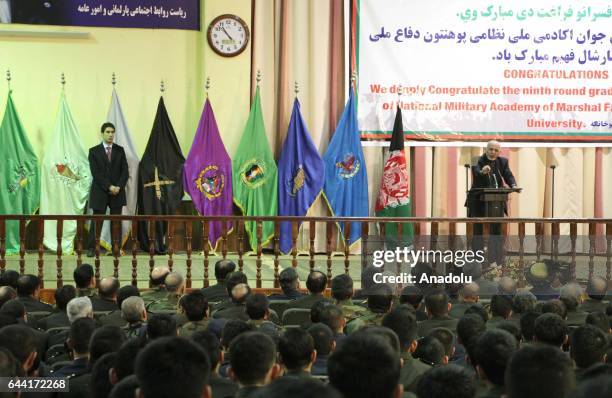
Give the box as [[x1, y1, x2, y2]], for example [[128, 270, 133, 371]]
[[207, 14, 250, 57]]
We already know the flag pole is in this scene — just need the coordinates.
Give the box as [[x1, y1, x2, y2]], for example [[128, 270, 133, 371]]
[[160, 79, 165, 95], [294, 81, 299, 98], [5, 69, 11, 91], [60, 72, 66, 91], [111, 72, 116, 87], [205, 76, 210, 98]]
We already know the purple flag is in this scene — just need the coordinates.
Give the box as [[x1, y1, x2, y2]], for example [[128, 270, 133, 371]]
[[183, 98, 233, 250]]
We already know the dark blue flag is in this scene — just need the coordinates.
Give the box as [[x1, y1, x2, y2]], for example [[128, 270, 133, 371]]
[[278, 99, 325, 254], [322, 88, 369, 245]]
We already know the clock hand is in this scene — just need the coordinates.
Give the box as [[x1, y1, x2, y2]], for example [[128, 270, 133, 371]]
[[221, 26, 234, 41]]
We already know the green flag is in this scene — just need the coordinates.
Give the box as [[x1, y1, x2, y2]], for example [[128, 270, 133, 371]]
[[0, 91, 40, 254], [40, 93, 92, 252], [375, 106, 413, 242], [232, 87, 277, 250]]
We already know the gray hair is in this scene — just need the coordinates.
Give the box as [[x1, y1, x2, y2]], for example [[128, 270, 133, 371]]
[[165, 272, 184, 293], [559, 283, 583, 311], [66, 296, 93, 323], [512, 291, 537, 314], [122, 296, 146, 323]]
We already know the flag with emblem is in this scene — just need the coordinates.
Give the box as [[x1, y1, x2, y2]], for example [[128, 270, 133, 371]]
[[40, 93, 92, 252], [232, 87, 277, 250], [183, 98, 233, 250], [137, 97, 185, 251], [278, 98, 325, 254], [375, 106, 413, 241], [98, 88, 140, 250], [0, 91, 40, 254], [322, 88, 368, 246]]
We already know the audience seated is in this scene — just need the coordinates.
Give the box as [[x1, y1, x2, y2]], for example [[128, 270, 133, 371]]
[[505, 344, 576, 398], [178, 291, 209, 337], [510, 290, 537, 323], [473, 329, 518, 398], [100, 285, 140, 327], [487, 294, 513, 328], [278, 328, 317, 379], [418, 290, 459, 336], [319, 304, 347, 345], [269, 267, 303, 301], [147, 272, 184, 311], [74, 264, 98, 299], [331, 274, 367, 321], [252, 377, 341, 398], [449, 283, 479, 319], [580, 276, 608, 313], [228, 332, 280, 397], [416, 364, 477, 398], [0, 285, 17, 308], [570, 325, 608, 381], [121, 296, 147, 340], [413, 335, 445, 366], [16, 274, 53, 312], [346, 284, 394, 334], [585, 311, 610, 333], [201, 259, 236, 302], [560, 283, 588, 326], [140, 266, 170, 305], [307, 323, 335, 376], [0, 325, 39, 375], [245, 293, 280, 340], [145, 314, 177, 340], [214, 271, 248, 312], [286, 270, 327, 309], [399, 285, 427, 321], [53, 317, 96, 378], [519, 310, 540, 342], [213, 282, 250, 321], [37, 285, 76, 330], [92, 277, 120, 311], [0, 269, 19, 289], [428, 327, 455, 364], [190, 330, 238, 398], [534, 313, 568, 348]]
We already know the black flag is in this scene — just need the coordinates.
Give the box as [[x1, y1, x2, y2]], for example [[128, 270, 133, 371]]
[[137, 97, 185, 253]]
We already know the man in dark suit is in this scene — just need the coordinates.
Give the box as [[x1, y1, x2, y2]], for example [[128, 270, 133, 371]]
[[467, 140, 517, 266], [15, 274, 53, 312], [201, 259, 236, 303], [87, 122, 129, 257]]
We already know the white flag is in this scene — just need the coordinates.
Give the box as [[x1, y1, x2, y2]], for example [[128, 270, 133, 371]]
[[100, 89, 140, 250], [41, 93, 92, 252]]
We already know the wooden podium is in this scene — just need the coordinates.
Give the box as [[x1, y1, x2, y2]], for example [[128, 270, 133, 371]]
[[470, 187, 522, 217]]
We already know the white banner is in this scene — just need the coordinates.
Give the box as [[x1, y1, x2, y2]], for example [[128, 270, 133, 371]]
[[357, 0, 612, 142]]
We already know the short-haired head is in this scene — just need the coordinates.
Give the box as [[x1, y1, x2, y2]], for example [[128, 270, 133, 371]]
[[0, 325, 38, 369], [414, 335, 445, 366], [310, 298, 332, 323], [0, 299, 25, 320], [459, 282, 480, 302], [570, 324, 608, 369], [331, 274, 353, 301], [464, 303, 489, 322], [307, 323, 334, 356], [54, 285, 76, 311], [229, 332, 277, 386], [382, 304, 418, 352], [146, 314, 177, 340], [121, 296, 145, 323], [180, 291, 208, 322], [505, 344, 575, 398], [367, 283, 394, 313], [278, 267, 299, 293], [425, 290, 450, 318], [328, 330, 401, 398], [230, 283, 250, 304], [245, 293, 268, 320], [69, 317, 96, 355], [399, 285, 424, 309], [512, 290, 537, 314], [498, 276, 517, 296], [474, 329, 518, 386], [319, 304, 345, 333], [117, 285, 140, 310], [416, 364, 477, 398], [67, 296, 93, 323], [226, 271, 248, 296], [490, 294, 513, 318], [585, 311, 610, 333], [428, 327, 455, 357], [73, 264, 94, 289], [221, 319, 255, 350], [16, 274, 41, 296], [456, 314, 486, 364], [278, 328, 315, 371], [534, 313, 567, 347], [0, 286, 16, 308], [100, 122, 116, 133], [306, 271, 327, 294], [190, 330, 222, 370], [89, 325, 126, 363], [253, 377, 342, 398], [0, 270, 19, 289], [214, 259, 236, 281], [136, 336, 210, 398], [519, 311, 541, 342]]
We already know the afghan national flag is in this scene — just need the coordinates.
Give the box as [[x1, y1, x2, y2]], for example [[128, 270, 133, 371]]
[[375, 106, 413, 241], [322, 88, 368, 246], [278, 98, 325, 254], [183, 98, 233, 250], [40, 93, 92, 252], [0, 91, 40, 254], [99, 88, 140, 250], [232, 87, 277, 250]]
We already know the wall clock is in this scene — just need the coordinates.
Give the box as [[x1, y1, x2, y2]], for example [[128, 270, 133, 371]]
[[207, 14, 250, 57]]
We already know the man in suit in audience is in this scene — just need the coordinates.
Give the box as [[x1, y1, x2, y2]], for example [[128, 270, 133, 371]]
[[87, 122, 129, 257], [201, 259, 236, 302], [269, 267, 303, 301], [383, 305, 431, 393], [245, 294, 281, 341], [0, 325, 40, 376], [74, 264, 98, 299], [213, 283, 250, 321], [0, 285, 16, 308], [52, 318, 96, 378], [286, 271, 327, 310], [418, 291, 459, 336], [37, 285, 76, 330], [15, 274, 52, 312], [190, 331, 238, 398], [91, 277, 119, 312]]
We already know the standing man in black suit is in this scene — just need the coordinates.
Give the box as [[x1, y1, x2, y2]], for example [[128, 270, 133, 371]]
[[87, 122, 129, 257], [467, 140, 517, 266]]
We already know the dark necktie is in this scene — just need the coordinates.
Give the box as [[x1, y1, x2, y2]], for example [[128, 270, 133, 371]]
[[106, 146, 112, 161]]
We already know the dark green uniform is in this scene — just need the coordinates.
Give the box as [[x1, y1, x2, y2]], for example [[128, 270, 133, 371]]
[[178, 319, 209, 337], [345, 309, 386, 334]]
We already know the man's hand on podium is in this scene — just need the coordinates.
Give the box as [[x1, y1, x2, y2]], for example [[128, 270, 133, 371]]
[[481, 165, 491, 175]]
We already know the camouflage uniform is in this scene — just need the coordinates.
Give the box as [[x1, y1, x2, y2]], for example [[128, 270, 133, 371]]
[[141, 286, 168, 306], [345, 309, 386, 334], [336, 299, 367, 322], [178, 319, 210, 337], [147, 292, 181, 312], [76, 287, 98, 299]]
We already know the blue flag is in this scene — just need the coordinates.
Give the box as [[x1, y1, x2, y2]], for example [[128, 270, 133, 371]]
[[278, 99, 325, 254], [322, 89, 369, 245]]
